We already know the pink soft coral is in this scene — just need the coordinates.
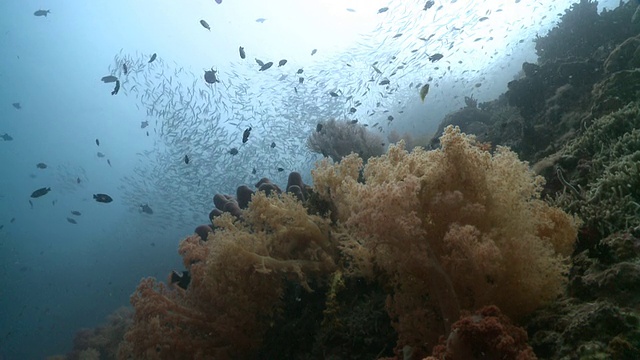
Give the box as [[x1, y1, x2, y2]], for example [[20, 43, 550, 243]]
[[425, 305, 537, 360]]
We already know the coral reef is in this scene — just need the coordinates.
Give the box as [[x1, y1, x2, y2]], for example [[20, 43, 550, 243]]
[[552, 103, 640, 240], [425, 306, 537, 360], [115, 125, 576, 360], [526, 229, 640, 359], [307, 118, 385, 162], [428, 106, 493, 148], [89, 3, 640, 360], [313, 126, 577, 358], [53, 307, 133, 360], [118, 191, 337, 359]]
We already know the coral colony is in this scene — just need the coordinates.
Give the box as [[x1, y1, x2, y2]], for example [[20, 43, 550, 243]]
[[115, 127, 577, 359]]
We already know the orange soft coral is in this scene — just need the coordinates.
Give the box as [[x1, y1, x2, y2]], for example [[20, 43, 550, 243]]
[[312, 125, 578, 357], [118, 192, 337, 359]]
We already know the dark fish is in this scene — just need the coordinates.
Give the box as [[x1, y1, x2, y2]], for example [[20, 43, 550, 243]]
[[316, 123, 323, 132], [349, 119, 358, 124], [1, 133, 13, 141], [66, 217, 77, 224], [97, 152, 105, 158], [311, 49, 317, 56], [12, 102, 21, 109], [329, 91, 339, 97], [111, 80, 120, 95], [242, 127, 252, 143], [388, 115, 394, 121], [424, 1, 435, 10], [146, 131, 149, 136], [29, 200, 33, 209], [93, 193, 113, 203], [71, 211, 81, 216], [95, 139, 100, 146], [255, 18, 266, 23], [170, 270, 191, 290], [349, 107, 357, 113], [229, 147, 239, 155], [379, 79, 390, 85], [76, 177, 81, 184], [479, 16, 489, 22], [428, 53, 444, 62], [278, 59, 287, 67], [10, 217, 15, 223], [101, 75, 118, 83], [277, 167, 284, 172], [296, 68, 304, 74], [378, 7, 389, 13], [393, 33, 402, 38], [204, 68, 220, 84], [420, 83, 430, 102], [200, 20, 211, 30], [140, 204, 153, 215], [184, 155, 190, 164], [239, 46, 246, 59], [30, 187, 51, 198], [36, 163, 47, 169], [122, 63, 128, 74], [259, 62, 273, 71], [252, 168, 257, 175], [107, 159, 112, 167], [270, 142, 276, 148], [148, 53, 157, 63], [299, 77, 304, 84], [34, 9, 50, 17], [141, 120, 148, 129], [255, 58, 264, 66], [215, 0, 222, 3]]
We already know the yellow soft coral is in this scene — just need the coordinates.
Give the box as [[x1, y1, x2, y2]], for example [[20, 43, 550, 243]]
[[312, 125, 578, 356]]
